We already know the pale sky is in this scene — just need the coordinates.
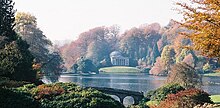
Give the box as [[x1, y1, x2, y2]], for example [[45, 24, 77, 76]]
[[13, 0, 182, 42]]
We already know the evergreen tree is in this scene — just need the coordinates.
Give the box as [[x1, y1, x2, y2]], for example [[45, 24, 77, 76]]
[[150, 43, 160, 65], [0, 0, 36, 81], [77, 57, 98, 73], [0, 0, 17, 45]]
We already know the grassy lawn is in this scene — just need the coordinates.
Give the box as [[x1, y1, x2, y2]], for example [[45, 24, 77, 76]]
[[99, 66, 141, 73], [203, 72, 220, 77], [210, 95, 220, 104]]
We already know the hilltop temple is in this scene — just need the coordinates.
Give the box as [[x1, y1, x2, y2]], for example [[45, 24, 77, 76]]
[[110, 51, 129, 66]]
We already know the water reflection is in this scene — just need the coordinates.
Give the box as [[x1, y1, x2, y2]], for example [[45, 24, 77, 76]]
[[58, 73, 220, 95], [59, 73, 166, 94], [202, 76, 220, 94]]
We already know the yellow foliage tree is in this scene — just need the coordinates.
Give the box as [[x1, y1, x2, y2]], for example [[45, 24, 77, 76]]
[[176, 0, 220, 61]]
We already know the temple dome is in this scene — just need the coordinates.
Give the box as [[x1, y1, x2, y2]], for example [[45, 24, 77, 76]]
[[110, 51, 122, 57]]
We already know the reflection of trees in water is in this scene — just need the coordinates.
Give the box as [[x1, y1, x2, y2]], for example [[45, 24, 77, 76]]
[[148, 76, 165, 91], [42, 75, 59, 83], [81, 77, 111, 87], [201, 76, 220, 94]]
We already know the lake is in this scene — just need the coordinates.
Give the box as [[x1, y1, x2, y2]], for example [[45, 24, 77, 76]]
[[58, 73, 220, 95]]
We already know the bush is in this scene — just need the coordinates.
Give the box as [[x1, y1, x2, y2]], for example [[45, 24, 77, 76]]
[[31, 84, 65, 100], [0, 77, 30, 88], [145, 83, 185, 102], [0, 88, 38, 108], [17, 82, 124, 108], [153, 88, 213, 108]]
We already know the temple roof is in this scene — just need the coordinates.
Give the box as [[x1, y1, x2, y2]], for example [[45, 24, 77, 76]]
[[110, 51, 122, 57]]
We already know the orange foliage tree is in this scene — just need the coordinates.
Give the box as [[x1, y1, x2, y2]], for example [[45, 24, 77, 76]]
[[176, 0, 220, 61]]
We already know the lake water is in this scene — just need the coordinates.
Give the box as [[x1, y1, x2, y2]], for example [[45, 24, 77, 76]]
[[58, 73, 220, 95]]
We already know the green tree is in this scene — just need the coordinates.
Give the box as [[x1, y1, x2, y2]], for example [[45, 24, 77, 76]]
[[160, 45, 176, 73], [176, 49, 191, 63], [0, 39, 36, 81], [0, 0, 17, 41], [15, 12, 64, 81], [86, 39, 110, 66], [150, 43, 160, 65], [203, 62, 212, 73], [176, 0, 220, 61], [15, 12, 51, 63], [71, 64, 78, 73], [77, 57, 98, 73], [0, 0, 36, 81]]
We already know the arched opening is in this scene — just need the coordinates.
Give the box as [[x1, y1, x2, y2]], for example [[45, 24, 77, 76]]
[[110, 95, 120, 102], [123, 96, 135, 107]]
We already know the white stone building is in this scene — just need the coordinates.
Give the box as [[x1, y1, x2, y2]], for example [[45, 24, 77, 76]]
[[110, 51, 129, 66]]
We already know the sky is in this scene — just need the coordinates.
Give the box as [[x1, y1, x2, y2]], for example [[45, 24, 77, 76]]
[[13, 0, 183, 42]]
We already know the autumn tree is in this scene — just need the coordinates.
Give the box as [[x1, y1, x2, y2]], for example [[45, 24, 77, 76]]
[[167, 62, 201, 88], [149, 57, 166, 75], [119, 24, 161, 66], [176, 0, 220, 61], [60, 26, 119, 69]]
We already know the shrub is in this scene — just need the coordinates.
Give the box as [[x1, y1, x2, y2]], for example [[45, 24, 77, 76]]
[[31, 84, 65, 100], [153, 88, 213, 108], [145, 83, 185, 102], [37, 84, 124, 108], [0, 77, 30, 88], [16, 82, 125, 108], [0, 88, 38, 108]]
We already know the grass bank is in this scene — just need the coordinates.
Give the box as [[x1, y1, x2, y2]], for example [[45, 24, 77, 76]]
[[210, 95, 220, 104], [99, 66, 141, 73], [203, 72, 220, 77]]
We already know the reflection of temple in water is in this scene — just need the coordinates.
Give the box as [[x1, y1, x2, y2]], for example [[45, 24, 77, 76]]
[[110, 51, 129, 66]]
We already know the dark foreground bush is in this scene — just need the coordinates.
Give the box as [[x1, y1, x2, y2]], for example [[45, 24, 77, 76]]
[[0, 88, 39, 108], [152, 88, 213, 108], [0, 77, 30, 88]]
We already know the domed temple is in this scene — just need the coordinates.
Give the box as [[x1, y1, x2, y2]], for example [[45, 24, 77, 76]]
[[110, 51, 129, 66]]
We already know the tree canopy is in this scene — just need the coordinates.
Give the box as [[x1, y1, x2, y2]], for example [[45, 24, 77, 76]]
[[15, 12, 64, 81], [176, 0, 220, 61], [0, 0, 17, 41], [0, 0, 36, 81], [166, 62, 201, 88]]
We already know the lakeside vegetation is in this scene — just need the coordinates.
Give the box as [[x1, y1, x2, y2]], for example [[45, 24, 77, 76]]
[[203, 69, 220, 77], [99, 66, 141, 73], [203, 72, 220, 77], [210, 95, 220, 104]]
